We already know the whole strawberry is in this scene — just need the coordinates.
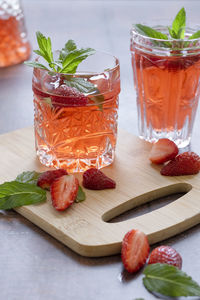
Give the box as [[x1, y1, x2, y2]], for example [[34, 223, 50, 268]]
[[148, 245, 182, 269], [37, 169, 68, 190], [82, 168, 116, 190], [121, 229, 150, 273], [161, 151, 200, 176]]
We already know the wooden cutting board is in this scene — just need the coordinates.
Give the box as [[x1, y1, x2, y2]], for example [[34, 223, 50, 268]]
[[0, 127, 200, 257]]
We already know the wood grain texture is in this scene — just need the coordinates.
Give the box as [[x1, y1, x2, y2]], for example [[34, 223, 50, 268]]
[[0, 127, 200, 257]]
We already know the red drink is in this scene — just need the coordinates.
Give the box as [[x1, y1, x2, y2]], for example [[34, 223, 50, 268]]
[[32, 53, 120, 172], [0, 1, 30, 67], [131, 27, 200, 147]]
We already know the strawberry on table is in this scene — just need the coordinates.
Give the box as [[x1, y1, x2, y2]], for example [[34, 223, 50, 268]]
[[50, 175, 79, 211], [82, 168, 116, 190], [149, 138, 179, 164], [148, 245, 182, 269], [37, 169, 68, 190], [121, 229, 150, 273], [161, 151, 200, 176]]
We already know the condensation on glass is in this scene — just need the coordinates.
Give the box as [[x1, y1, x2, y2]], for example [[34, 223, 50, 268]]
[[0, 0, 30, 67]]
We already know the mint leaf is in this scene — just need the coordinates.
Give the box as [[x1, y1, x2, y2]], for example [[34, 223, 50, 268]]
[[64, 77, 104, 110], [0, 181, 46, 210], [189, 30, 200, 40], [59, 48, 95, 73], [24, 61, 49, 70], [75, 186, 86, 203], [168, 26, 176, 39], [64, 77, 97, 94], [36, 31, 54, 65], [90, 94, 103, 111], [171, 7, 186, 39], [135, 24, 169, 40], [59, 40, 77, 61], [143, 263, 200, 297], [134, 24, 171, 47], [16, 171, 41, 185]]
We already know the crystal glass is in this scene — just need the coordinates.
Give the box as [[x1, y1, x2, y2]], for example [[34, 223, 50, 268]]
[[33, 51, 120, 172], [0, 0, 30, 67], [130, 26, 200, 148]]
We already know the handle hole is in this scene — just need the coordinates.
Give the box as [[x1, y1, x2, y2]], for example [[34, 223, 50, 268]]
[[102, 183, 192, 223]]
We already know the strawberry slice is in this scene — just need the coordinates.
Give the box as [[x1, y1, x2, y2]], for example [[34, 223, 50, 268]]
[[149, 138, 178, 164], [161, 151, 200, 176], [82, 168, 116, 190], [121, 229, 150, 273], [37, 169, 68, 190], [50, 175, 79, 211], [51, 85, 88, 108], [148, 245, 182, 269]]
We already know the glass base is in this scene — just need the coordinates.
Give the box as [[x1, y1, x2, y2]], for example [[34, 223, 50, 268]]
[[138, 129, 191, 148], [36, 143, 115, 173]]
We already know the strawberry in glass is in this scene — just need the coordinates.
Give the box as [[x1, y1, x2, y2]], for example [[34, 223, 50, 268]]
[[25, 33, 120, 172]]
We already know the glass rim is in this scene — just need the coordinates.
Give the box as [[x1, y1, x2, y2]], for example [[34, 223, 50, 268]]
[[34, 50, 120, 77], [130, 25, 200, 43]]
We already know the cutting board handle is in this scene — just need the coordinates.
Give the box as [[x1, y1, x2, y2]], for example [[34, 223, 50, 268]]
[[93, 183, 200, 257]]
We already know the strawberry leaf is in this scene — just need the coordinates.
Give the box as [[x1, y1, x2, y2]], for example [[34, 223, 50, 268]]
[[143, 263, 200, 297], [0, 181, 46, 210], [16, 171, 42, 185]]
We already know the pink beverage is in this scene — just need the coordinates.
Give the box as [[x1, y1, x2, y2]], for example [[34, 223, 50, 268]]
[[0, 0, 30, 67], [131, 26, 200, 147], [32, 52, 120, 172]]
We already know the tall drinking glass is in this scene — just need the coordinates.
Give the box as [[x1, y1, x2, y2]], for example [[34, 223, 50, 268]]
[[130, 26, 200, 147]]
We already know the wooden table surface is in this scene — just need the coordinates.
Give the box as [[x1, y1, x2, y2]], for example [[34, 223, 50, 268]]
[[1, 1, 200, 299]]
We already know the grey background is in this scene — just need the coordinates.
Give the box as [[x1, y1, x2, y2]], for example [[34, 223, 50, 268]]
[[0, 1, 200, 299]]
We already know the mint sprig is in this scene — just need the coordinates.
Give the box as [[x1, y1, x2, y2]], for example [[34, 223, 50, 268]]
[[143, 263, 200, 297], [25, 32, 104, 108], [0, 181, 46, 210], [134, 7, 200, 44]]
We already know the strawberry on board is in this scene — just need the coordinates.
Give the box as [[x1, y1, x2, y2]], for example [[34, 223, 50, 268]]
[[149, 138, 179, 164], [148, 245, 182, 269], [161, 151, 200, 176], [50, 175, 79, 211], [37, 169, 68, 190], [82, 168, 116, 190], [121, 229, 150, 273]]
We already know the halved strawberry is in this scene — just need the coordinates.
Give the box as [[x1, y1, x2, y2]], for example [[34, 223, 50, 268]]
[[51, 85, 88, 108], [121, 229, 150, 273], [37, 169, 68, 190], [82, 168, 116, 190], [148, 245, 182, 269], [50, 175, 79, 211], [161, 151, 200, 176], [149, 138, 179, 164]]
